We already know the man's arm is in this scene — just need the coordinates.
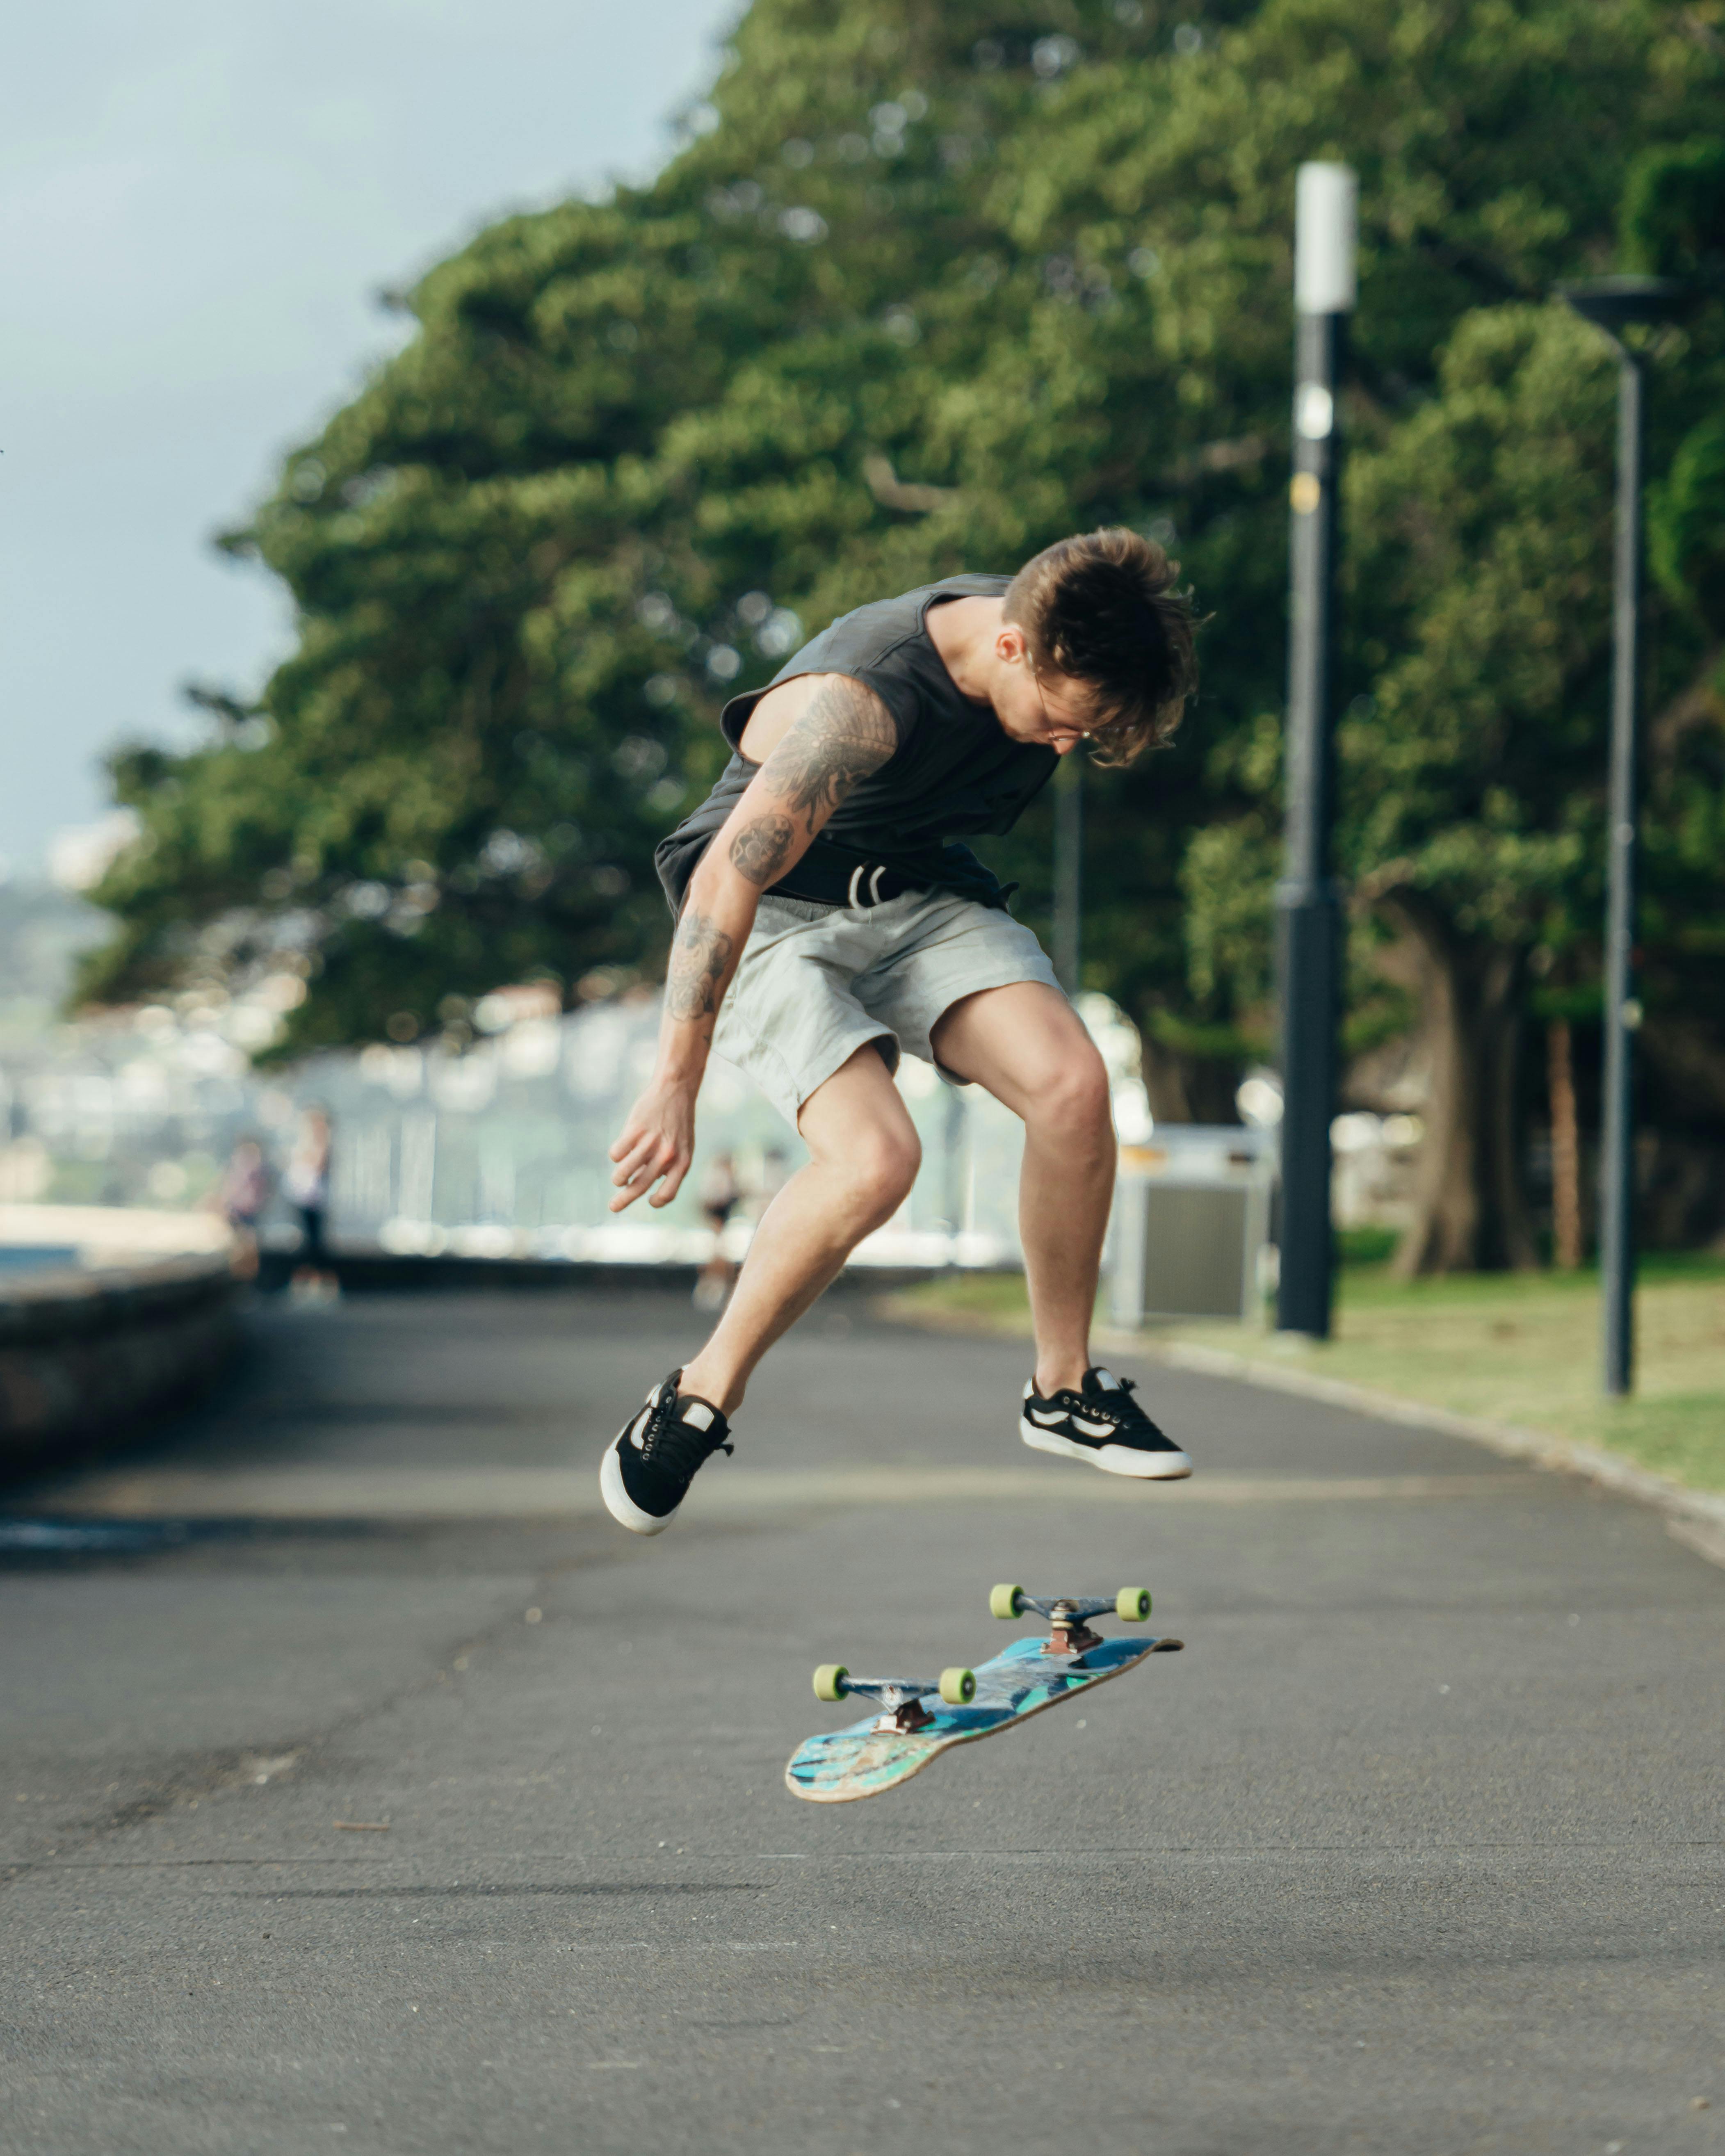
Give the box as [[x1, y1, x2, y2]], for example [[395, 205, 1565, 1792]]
[[607, 675, 898, 1210]]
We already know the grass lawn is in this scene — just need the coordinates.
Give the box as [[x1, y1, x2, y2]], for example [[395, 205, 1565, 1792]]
[[883, 1252, 1725, 1494]]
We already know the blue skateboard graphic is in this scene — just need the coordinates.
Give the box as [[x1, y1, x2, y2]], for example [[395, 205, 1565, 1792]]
[[785, 1587, 1184, 1804]]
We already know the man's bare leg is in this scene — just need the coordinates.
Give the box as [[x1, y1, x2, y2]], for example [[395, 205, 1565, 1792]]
[[679, 1045, 920, 1415], [930, 983, 1114, 1396]]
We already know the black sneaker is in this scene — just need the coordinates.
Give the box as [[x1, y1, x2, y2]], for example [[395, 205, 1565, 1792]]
[[1020, 1365, 1192, 1480], [601, 1371, 733, 1535]]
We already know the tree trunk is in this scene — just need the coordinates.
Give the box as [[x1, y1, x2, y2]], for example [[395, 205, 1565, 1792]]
[[1138, 1033, 1242, 1126], [1376, 890, 1538, 1277], [1546, 1017, 1583, 1269]]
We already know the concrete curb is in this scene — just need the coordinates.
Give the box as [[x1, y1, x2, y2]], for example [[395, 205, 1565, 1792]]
[[0, 1252, 241, 1478], [1093, 1326, 1725, 1544], [257, 1252, 950, 1296]]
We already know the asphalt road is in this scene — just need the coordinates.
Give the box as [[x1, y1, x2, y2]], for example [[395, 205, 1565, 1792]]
[[2, 1283, 1722, 2156]]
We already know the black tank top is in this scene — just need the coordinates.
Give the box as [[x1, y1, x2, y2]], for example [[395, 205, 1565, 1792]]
[[654, 574, 1058, 915]]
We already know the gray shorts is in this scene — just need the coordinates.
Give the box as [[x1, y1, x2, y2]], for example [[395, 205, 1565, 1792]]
[[711, 889, 1063, 1128], [711, 888, 1065, 1129]]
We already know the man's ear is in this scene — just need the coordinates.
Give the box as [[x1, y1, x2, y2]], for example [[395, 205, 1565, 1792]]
[[995, 620, 1030, 664]]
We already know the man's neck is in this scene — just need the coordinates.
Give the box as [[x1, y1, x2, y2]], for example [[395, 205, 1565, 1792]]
[[924, 595, 1004, 707]]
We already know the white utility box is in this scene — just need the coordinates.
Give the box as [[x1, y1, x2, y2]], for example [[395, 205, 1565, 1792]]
[[1109, 1126, 1276, 1326]]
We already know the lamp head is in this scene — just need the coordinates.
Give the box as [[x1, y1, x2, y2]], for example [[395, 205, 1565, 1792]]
[[1295, 163, 1357, 315], [1557, 275, 1694, 335]]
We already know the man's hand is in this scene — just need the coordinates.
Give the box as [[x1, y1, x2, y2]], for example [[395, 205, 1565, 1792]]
[[608, 899, 739, 1209], [608, 1073, 699, 1211]]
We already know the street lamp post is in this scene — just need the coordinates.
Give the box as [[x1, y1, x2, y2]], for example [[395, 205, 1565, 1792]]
[[1557, 275, 1689, 1397], [1275, 162, 1356, 1340], [1052, 753, 1084, 995]]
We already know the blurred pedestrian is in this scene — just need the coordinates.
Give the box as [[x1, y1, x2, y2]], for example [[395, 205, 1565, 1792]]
[[213, 1135, 271, 1280], [748, 1144, 792, 1223], [284, 1106, 338, 1303], [693, 1150, 741, 1312]]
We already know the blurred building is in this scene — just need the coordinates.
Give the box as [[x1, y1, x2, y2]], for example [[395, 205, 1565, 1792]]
[[10, 881, 1474, 1280], [5, 888, 1174, 1267], [289, 991, 1031, 1268]]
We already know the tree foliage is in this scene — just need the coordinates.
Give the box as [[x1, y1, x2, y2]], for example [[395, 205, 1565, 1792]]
[[81, 0, 1725, 1252], [1183, 119, 1725, 1266]]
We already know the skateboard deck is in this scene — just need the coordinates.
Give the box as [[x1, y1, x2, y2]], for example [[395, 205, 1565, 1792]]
[[785, 1589, 1184, 1804]]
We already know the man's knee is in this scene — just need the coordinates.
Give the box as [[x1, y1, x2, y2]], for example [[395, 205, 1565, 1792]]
[[834, 1120, 922, 1224], [1031, 1042, 1113, 1143]]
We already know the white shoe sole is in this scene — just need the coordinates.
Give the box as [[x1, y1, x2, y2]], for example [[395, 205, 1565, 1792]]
[[600, 1440, 680, 1535], [1020, 1417, 1193, 1480]]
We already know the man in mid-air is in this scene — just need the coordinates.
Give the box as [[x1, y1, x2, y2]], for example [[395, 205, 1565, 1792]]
[[601, 528, 1199, 1535]]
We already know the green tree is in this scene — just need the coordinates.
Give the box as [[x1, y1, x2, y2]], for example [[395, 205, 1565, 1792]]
[[79, 0, 1725, 1266], [83, 1, 1152, 1054], [1184, 136, 1725, 1273]]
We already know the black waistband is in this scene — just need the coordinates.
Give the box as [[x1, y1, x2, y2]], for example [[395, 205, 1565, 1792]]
[[766, 858, 923, 909]]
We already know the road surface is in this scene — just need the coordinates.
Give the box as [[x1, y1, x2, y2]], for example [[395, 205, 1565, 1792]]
[[3, 1283, 1721, 2154]]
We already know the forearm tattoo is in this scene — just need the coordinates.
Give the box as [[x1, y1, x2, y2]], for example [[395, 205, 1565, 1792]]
[[665, 905, 735, 1023], [762, 677, 898, 825], [728, 810, 798, 888]]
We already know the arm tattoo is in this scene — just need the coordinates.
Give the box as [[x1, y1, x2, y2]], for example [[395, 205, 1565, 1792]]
[[665, 905, 735, 1023], [760, 677, 898, 826], [727, 810, 798, 888]]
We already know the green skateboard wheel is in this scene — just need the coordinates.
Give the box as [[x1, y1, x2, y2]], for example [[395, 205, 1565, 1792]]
[[989, 1583, 1025, 1620], [1116, 1588, 1152, 1622], [938, 1667, 976, 1706], [812, 1663, 849, 1702]]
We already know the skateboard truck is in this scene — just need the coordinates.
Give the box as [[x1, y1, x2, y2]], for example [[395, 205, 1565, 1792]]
[[988, 1585, 1154, 1661], [811, 1665, 976, 1734]]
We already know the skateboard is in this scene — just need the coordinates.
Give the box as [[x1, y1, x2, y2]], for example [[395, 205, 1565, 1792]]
[[784, 1585, 1184, 1804]]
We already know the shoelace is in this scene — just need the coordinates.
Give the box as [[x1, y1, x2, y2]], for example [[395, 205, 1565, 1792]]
[[640, 1398, 734, 1480], [1054, 1375, 1143, 1428]]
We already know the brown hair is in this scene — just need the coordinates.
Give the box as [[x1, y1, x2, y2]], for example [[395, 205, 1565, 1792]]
[[1002, 527, 1199, 765]]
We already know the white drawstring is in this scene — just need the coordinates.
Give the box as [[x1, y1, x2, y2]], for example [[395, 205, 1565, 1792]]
[[847, 863, 889, 919]]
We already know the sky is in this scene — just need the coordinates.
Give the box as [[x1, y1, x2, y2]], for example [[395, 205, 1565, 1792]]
[[1, 0, 739, 879]]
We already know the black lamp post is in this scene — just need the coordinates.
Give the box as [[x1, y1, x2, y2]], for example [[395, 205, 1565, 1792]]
[[1275, 162, 1356, 1339], [1052, 753, 1083, 995], [1556, 275, 1689, 1397]]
